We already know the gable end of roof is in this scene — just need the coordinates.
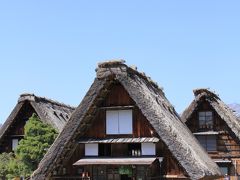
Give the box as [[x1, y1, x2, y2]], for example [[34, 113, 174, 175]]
[[31, 61, 221, 180]]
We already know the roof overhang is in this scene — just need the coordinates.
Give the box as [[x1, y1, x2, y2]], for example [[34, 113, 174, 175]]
[[214, 159, 232, 164], [73, 157, 162, 165], [193, 131, 219, 135], [78, 137, 159, 144]]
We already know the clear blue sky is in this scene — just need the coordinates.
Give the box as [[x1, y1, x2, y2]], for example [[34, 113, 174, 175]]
[[0, 1, 240, 124]]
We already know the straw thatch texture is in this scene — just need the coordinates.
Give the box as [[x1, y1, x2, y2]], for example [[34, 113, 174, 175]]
[[0, 94, 75, 142], [32, 61, 221, 180], [181, 88, 240, 142]]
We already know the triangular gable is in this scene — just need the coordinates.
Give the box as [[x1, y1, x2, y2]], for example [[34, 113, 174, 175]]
[[0, 101, 33, 144], [181, 88, 240, 142], [82, 82, 188, 176], [32, 78, 107, 179], [32, 61, 221, 180], [0, 94, 75, 152]]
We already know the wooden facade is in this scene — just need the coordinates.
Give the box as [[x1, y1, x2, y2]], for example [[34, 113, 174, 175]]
[[52, 83, 187, 180], [183, 90, 240, 179], [0, 94, 74, 153], [0, 102, 35, 153], [32, 61, 221, 180]]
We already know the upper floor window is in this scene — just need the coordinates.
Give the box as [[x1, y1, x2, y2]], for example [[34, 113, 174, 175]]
[[198, 111, 213, 129], [12, 139, 19, 150], [196, 135, 216, 152], [106, 110, 132, 134]]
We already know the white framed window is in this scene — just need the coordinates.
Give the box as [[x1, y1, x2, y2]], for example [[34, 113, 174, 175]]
[[196, 135, 216, 151], [106, 110, 132, 134], [141, 143, 156, 155], [85, 144, 98, 156], [12, 139, 19, 150]]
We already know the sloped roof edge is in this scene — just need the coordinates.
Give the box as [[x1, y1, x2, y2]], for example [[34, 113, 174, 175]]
[[32, 78, 106, 180], [0, 94, 76, 143], [32, 61, 221, 180], [0, 102, 25, 141], [181, 88, 240, 141], [19, 93, 75, 110]]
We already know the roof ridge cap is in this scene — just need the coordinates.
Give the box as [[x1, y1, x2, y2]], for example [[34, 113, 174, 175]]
[[193, 88, 220, 99], [97, 59, 126, 68], [96, 60, 164, 92], [18, 93, 75, 109]]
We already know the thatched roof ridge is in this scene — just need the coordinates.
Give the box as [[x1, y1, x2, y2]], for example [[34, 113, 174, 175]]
[[181, 88, 240, 141], [19, 93, 75, 110], [193, 88, 220, 100], [32, 61, 220, 180], [97, 59, 126, 68], [96, 60, 165, 96], [0, 94, 76, 142]]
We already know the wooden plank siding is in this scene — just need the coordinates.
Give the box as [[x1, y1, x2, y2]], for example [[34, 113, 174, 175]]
[[0, 102, 35, 153], [58, 83, 187, 179], [186, 100, 240, 177]]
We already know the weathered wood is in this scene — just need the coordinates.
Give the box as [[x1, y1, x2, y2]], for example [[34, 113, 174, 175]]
[[32, 61, 221, 180], [0, 94, 75, 153], [183, 89, 240, 177], [0, 102, 34, 153]]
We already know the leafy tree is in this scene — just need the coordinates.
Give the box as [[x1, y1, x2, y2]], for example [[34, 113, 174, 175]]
[[0, 153, 13, 179], [6, 156, 30, 179], [15, 113, 58, 175], [0, 114, 58, 179]]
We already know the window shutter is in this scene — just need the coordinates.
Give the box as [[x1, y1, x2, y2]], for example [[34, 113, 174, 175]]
[[106, 110, 133, 134], [106, 110, 119, 134], [142, 143, 156, 155], [85, 144, 98, 156], [12, 139, 18, 150], [118, 110, 132, 134]]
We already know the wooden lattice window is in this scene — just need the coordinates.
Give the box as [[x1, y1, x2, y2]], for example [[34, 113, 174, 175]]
[[198, 111, 213, 129]]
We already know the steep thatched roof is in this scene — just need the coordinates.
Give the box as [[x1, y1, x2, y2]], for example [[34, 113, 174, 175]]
[[0, 94, 75, 141], [32, 61, 221, 180], [181, 88, 240, 141]]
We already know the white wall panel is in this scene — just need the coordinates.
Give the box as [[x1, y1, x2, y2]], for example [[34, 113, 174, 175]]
[[85, 144, 98, 156], [142, 143, 156, 155]]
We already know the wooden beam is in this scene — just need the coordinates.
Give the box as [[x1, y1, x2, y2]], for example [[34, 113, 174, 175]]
[[99, 105, 134, 110]]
